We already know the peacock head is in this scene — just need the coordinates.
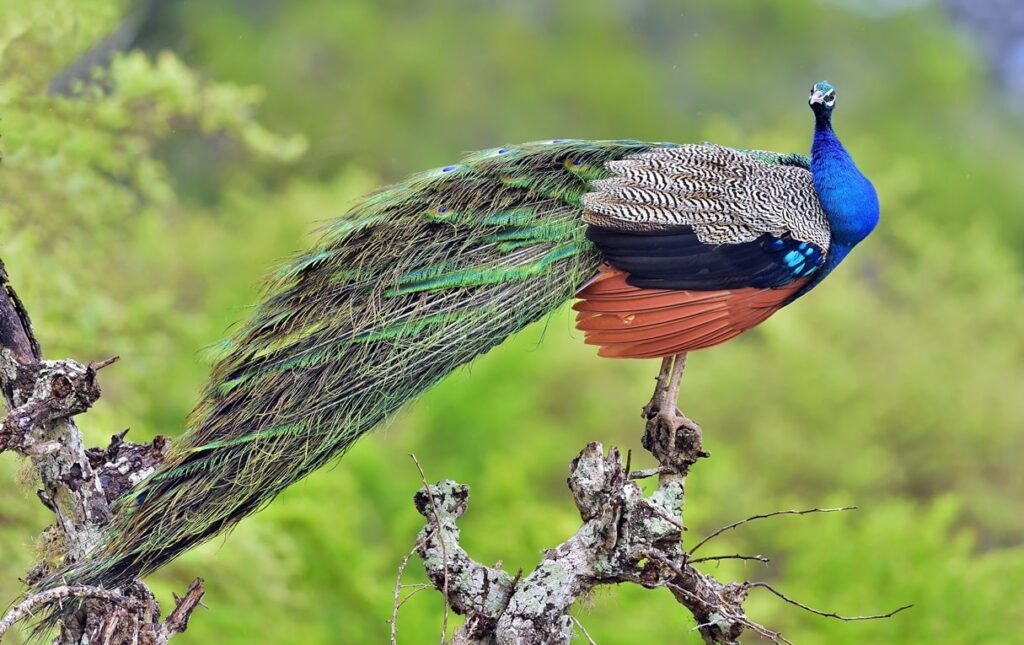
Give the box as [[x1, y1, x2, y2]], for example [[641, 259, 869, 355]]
[[808, 81, 836, 114]]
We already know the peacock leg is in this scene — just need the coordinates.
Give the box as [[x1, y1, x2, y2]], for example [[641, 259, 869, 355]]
[[663, 352, 687, 418], [642, 352, 706, 474], [643, 353, 688, 425], [659, 353, 689, 443], [643, 356, 676, 420]]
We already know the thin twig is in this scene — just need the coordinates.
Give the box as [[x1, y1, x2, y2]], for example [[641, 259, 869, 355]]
[[571, 615, 598, 645], [390, 548, 415, 645], [668, 581, 792, 645], [688, 506, 857, 556], [0, 585, 142, 639], [394, 586, 431, 614], [646, 500, 686, 533], [649, 552, 792, 645], [744, 622, 793, 645], [410, 453, 450, 644], [390, 539, 427, 645], [88, 355, 121, 372], [641, 549, 685, 578], [688, 554, 770, 566], [159, 578, 205, 639], [748, 582, 913, 621], [628, 466, 672, 480]]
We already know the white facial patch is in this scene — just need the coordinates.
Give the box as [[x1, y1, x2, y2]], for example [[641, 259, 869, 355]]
[[810, 89, 836, 107]]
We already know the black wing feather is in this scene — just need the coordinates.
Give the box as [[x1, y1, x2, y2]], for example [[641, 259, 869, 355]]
[[586, 225, 825, 290]]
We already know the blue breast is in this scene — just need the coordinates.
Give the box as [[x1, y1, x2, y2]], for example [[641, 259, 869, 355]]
[[799, 119, 879, 294]]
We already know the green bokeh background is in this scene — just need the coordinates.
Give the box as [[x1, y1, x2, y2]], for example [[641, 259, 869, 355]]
[[2, 1, 1023, 642]]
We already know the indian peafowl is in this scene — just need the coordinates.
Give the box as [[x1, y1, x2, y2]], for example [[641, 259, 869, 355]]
[[43, 81, 878, 593]]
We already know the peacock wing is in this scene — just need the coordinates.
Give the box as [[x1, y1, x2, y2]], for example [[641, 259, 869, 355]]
[[581, 144, 830, 289]]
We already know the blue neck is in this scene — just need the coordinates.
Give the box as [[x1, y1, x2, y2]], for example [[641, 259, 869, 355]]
[[799, 108, 879, 294]]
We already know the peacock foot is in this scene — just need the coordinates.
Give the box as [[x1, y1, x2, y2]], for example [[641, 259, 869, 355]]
[[642, 404, 709, 476]]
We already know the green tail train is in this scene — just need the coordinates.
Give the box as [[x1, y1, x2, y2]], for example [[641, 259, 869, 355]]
[[47, 139, 654, 590]]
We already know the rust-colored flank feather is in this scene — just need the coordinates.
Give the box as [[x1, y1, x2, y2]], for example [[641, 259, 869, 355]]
[[574, 266, 809, 359]]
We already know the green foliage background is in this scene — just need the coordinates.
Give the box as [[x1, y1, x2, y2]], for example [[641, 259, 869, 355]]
[[2, 1, 1023, 642]]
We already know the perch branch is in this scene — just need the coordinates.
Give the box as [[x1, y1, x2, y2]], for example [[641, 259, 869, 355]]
[[401, 358, 909, 643], [408, 442, 757, 644]]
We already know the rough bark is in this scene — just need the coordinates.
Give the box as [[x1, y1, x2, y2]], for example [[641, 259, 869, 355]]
[[411, 439, 755, 645], [403, 379, 903, 643], [0, 259, 204, 644]]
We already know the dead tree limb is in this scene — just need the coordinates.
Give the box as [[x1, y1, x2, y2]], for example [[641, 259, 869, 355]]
[[0, 259, 203, 644], [408, 444, 757, 645], [401, 370, 910, 643]]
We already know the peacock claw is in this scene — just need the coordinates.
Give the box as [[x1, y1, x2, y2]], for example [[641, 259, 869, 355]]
[[642, 391, 666, 421], [642, 404, 707, 474]]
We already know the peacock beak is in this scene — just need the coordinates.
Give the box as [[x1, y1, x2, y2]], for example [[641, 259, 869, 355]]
[[808, 90, 826, 105]]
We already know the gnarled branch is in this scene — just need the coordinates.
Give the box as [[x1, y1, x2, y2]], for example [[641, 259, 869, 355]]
[[0, 258, 203, 644], [399, 383, 910, 644]]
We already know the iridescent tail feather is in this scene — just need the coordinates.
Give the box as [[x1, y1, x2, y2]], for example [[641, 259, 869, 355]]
[[36, 141, 651, 598]]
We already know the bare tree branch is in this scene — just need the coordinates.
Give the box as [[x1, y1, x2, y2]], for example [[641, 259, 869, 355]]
[[746, 582, 913, 622], [687, 554, 770, 566], [0, 258, 202, 643], [406, 441, 758, 644], [400, 376, 908, 643], [410, 453, 451, 644], [0, 267, 113, 559], [0, 586, 143, 640], [159, 578, 207, 640], [390, 538, 427, 645], [570, 616, 598, 645], [687, 506, 858, 557]]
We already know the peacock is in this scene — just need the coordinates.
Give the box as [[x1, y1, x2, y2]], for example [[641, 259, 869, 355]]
[[43, 81, 878, 593]]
